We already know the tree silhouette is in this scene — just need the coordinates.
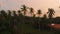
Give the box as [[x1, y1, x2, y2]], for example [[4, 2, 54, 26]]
[[21, 5, 27, 16], [40, 14, 47, 30], [12, 10, 18, 34], [0, 10, 8, 34], [42, 14, 47, 24], [43, 14, 47, 19], [37, 9, 42, 34], [37, 9, 42, 17], [0, 10, 7, 23], [21, 5, 28, 34], [7, 10, 11, 17], [7, 10, 13, 34], [47, 8, 55, 19], [0, 5, 59, 34], [17, 10, 22, 16], [29, 7, 34, 16], [0, 10, 7, 17], [13, 10, 17, 17], [17, 10, 23, 34], [47, 8, 55, 31]]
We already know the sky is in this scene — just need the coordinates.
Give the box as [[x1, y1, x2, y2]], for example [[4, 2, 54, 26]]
[[0, 0, 60, 17]]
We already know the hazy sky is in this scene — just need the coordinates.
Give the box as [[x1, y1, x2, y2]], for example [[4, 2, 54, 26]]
[[0, 0, 60, 17]]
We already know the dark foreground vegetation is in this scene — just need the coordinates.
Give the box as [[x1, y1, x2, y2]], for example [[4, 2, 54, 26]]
[[0, 5, 60, 34]]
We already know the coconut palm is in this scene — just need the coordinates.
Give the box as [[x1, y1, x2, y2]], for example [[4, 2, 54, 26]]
[[47, 8, 55, 31], [0, 10, 7, 22], [7, 10, 12, 33], [37, 9, 42, 31], [21, 5, 27, 16], [0, 10, 7, 17], [37, 9, 42, 17], [30, 7, 34, 16], [12, 10, 18, 34], [21, 5, 27, 34], [17, 10, 23, 34], [17, 10, 22, 16], [47, 8, 55, 19], [8, 10, 11, 16], [37, 9, 42, 34], [0, 10, 8, 33], [47, 8, 55, 30], [13, 10, 17, 17], [43, 14, 47, 19]]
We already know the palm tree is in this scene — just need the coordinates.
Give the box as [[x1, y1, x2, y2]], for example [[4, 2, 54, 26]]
[[21, 5, 27, 34], [7, 10, 11, 17], [21, 5, 27, 16], [47, 8, 55, 31], [17, 10, 22, 16], [7, 10, 12, 34], [0, 10, 7, 17], [12, 10, 18, 34], [0, 10, 7, 22], [42, 14, 47, 24], [13, 10, 17, 17], [29, 7, 34, 16], [37, 9, 42, 34], [47, 8, 55, 19], [17, 10, 23, 34], [37, 9, 42, 17], [43, 14, 47, 19], [0, 10, 8, 33]]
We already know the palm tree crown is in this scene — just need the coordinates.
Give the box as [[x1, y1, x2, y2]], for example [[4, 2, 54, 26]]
[[29, 7, 34, 16], [21, 5, 27, 16], [8, 10, 11, 16], [37, 9, 42, 17], [47, 8, 55, 19]]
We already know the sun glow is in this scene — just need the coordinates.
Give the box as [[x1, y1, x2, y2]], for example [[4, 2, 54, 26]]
[[51, 23, 55, 26]]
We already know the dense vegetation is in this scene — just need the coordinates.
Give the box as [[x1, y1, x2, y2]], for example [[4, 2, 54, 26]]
[[0, 5, 60, 34]]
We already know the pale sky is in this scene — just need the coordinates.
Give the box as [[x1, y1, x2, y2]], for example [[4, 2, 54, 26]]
[[0, 0, 60, 17]]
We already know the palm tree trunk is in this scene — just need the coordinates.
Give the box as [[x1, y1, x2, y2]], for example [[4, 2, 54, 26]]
[[38, 18, 40, 34], [38, 16, 40, 34], [22, 15, 25, 34]]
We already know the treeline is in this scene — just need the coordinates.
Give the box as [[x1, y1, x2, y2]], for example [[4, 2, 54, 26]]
[[0, 5, 60, 34]]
